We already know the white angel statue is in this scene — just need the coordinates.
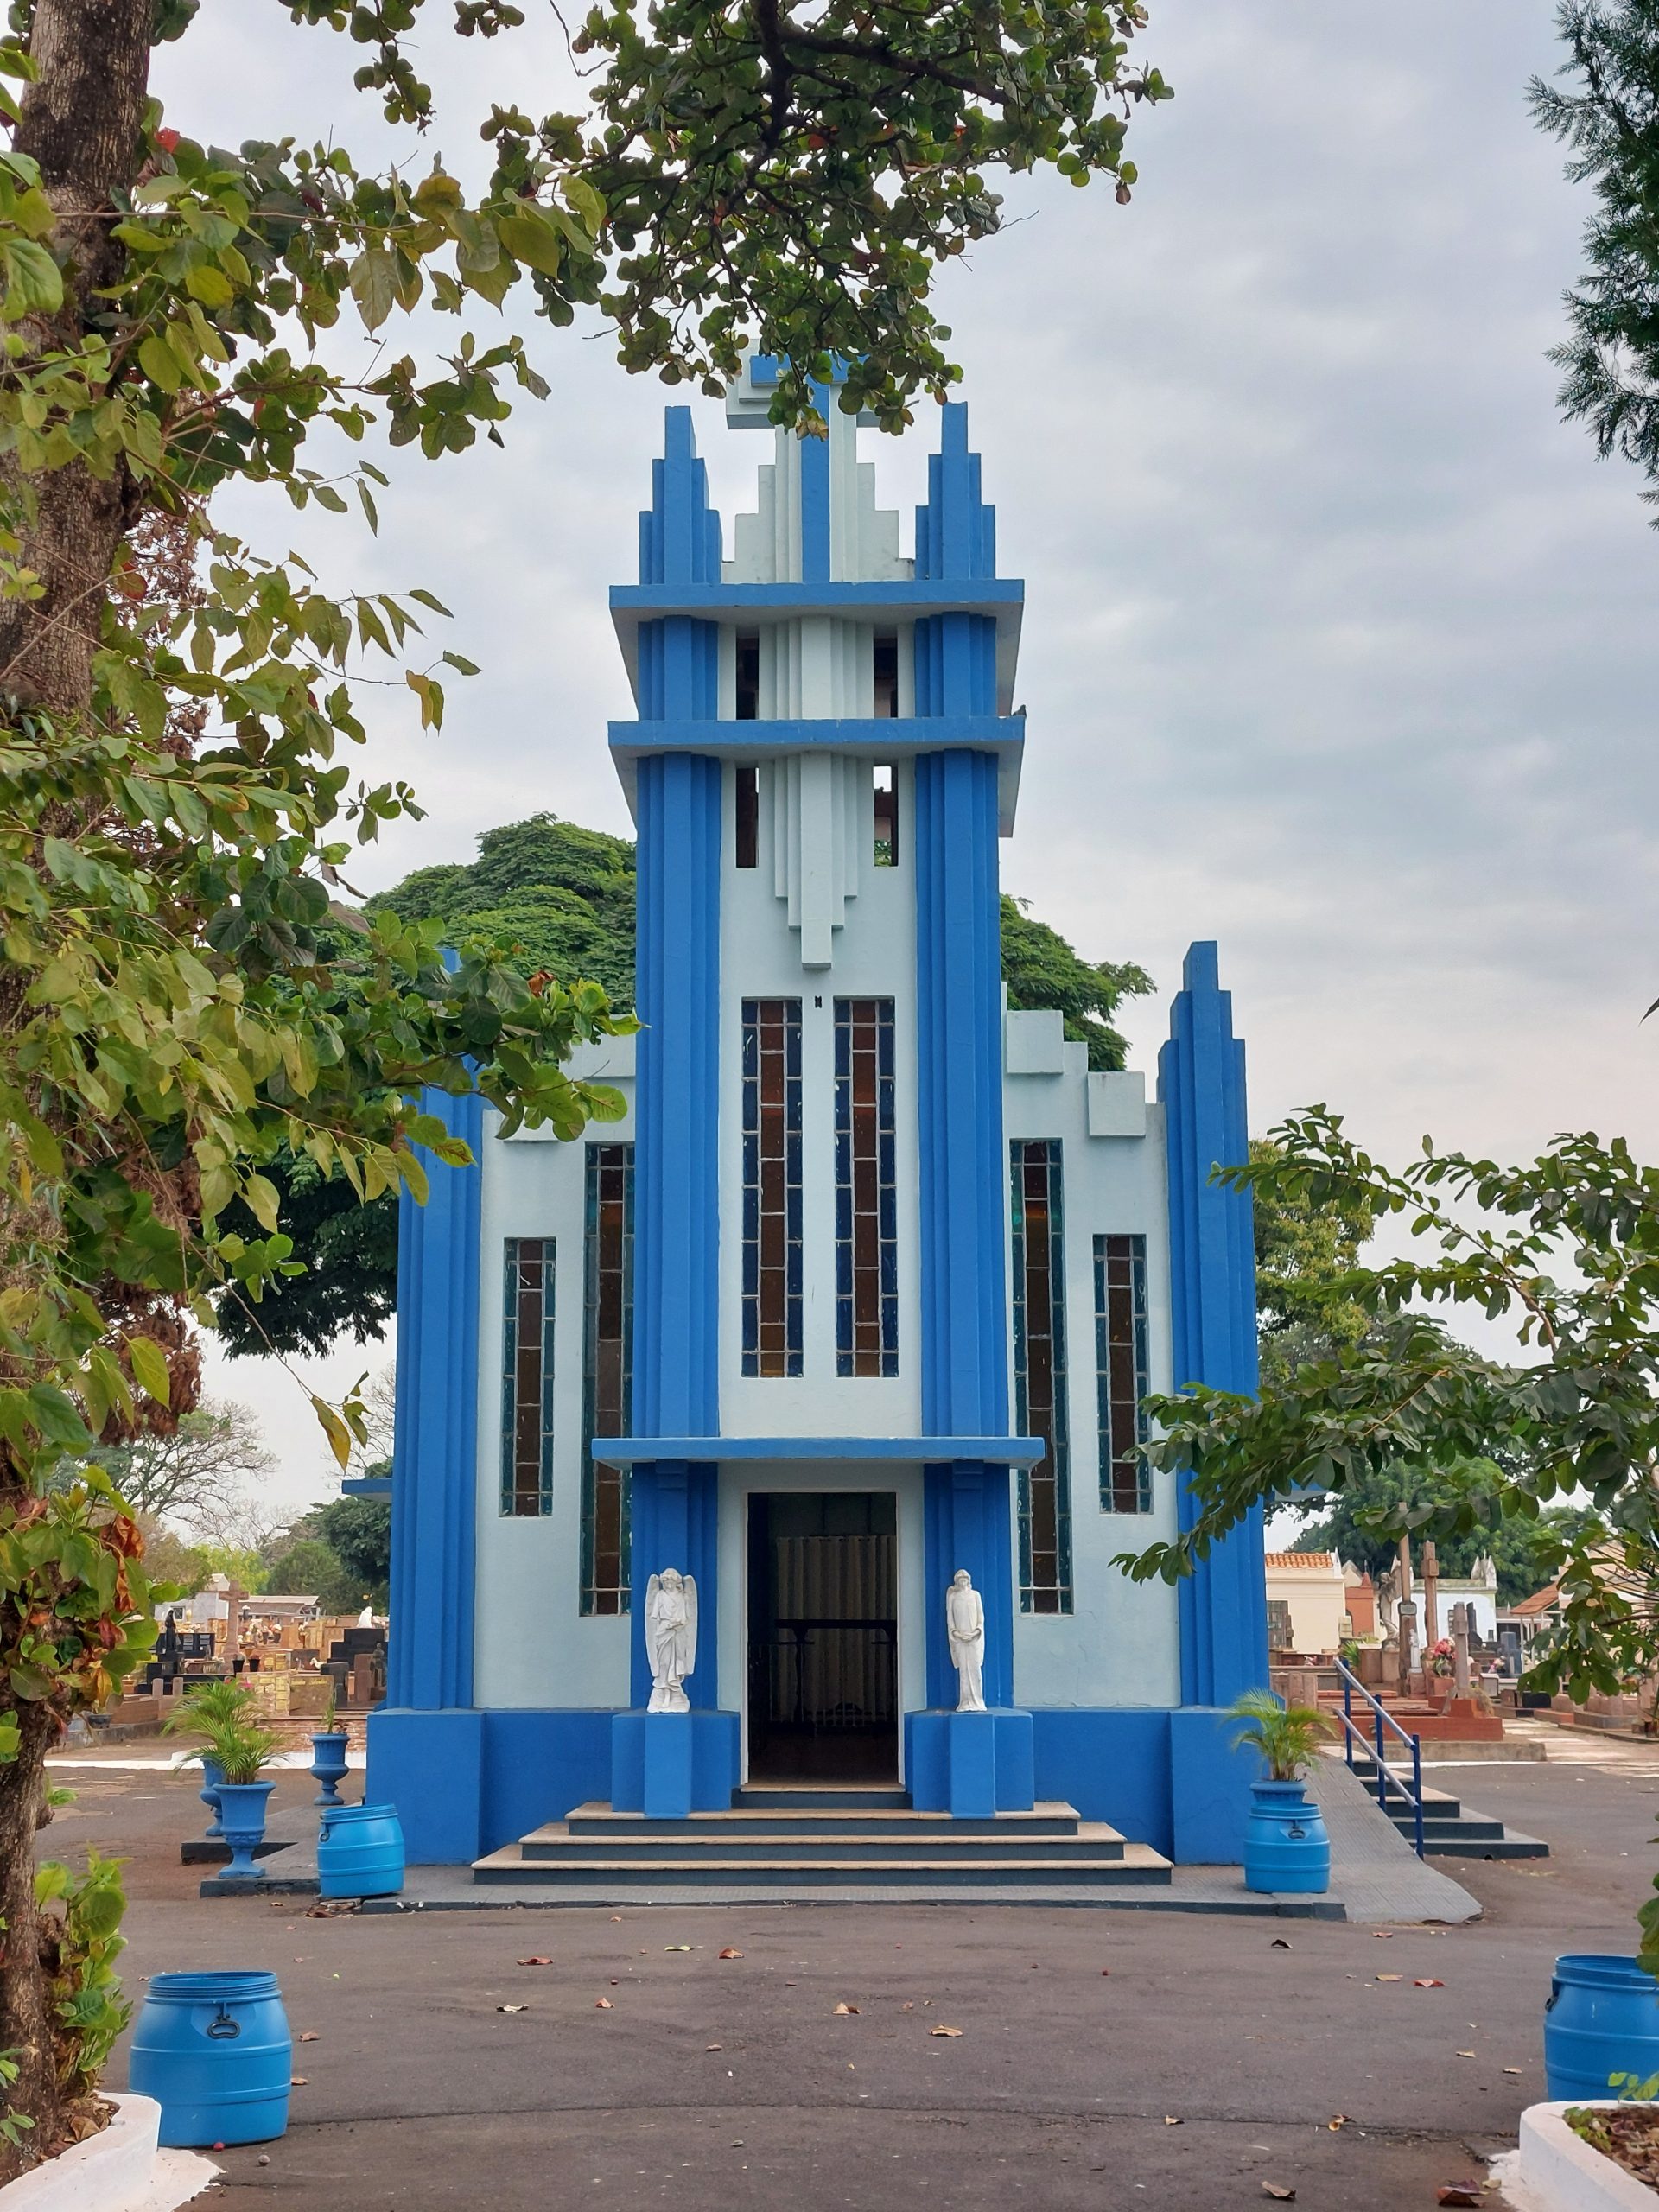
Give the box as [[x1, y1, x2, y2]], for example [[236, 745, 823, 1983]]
[[645, 1568, 698, 1712], [946, 1569, 987, 1713]]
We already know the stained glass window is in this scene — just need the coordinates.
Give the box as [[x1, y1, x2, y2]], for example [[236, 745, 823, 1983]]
[[582, 1143, 633, 1614], [1011, 1139, 1071, 1611], [1095, 1234, 1151, 1513], [500, 1238, 554, 1517], [835, 998, 898, 1376], [742, 999, 803, 1376]]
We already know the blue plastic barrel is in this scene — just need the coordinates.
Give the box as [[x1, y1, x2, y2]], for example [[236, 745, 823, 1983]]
[[128, 1971, 291, 2148], [317, 1801, 405, 1898], [1545, 1954, 1659, 2100], [1243, 1779, 1331, 1894]]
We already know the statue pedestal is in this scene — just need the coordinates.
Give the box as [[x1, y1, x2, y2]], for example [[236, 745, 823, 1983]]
[[905, 1709, 1035, 1816], [610, 1709, 740, 1818]]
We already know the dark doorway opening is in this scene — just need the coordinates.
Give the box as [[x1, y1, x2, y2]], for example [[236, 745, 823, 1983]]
[[747, 1491, 898, 1783]]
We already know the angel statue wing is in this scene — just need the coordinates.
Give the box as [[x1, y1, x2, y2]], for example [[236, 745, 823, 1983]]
[[682, 1573, 699, 1681]]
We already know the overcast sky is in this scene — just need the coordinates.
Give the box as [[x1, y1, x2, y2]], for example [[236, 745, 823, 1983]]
[[156, 4, 1659, 1522]]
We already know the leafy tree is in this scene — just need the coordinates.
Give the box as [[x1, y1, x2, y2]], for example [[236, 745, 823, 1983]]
[[1251, 1135, 1378, 1389], [999, 896, 1153, 1071], [1120, 1111, 1659, 1710], [1288, 1459, 1577, 1605], [0, 0, 1166, 2151], [315, 1493, 392, 1607], [367, 815, 639, 1007], [262, 1535, 360, 1614], [1529, 3, 1659, 518]]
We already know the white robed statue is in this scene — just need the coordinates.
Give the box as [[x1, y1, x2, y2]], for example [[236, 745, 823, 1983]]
[[645, 1568, 698, 1713], [946, 1569, 987, 1713]]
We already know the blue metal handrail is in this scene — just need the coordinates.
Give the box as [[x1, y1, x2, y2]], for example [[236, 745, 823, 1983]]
[[1331, 1656, 1426, 1859]]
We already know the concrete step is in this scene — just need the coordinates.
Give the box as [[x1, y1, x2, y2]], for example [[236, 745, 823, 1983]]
[[518, 1822, 1122, 1866], [563, 1800, 1081, 1841], [471, 1841, 1173, 1889], [732, 1784, 912, 1811]]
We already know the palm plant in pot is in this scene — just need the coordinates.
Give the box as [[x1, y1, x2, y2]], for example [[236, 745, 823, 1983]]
[[309, 1692, 350, 1808], [1230, 1688, 1338, 1896], [162, 1679, 257, 1841], [196, 1721, 284, 1878]]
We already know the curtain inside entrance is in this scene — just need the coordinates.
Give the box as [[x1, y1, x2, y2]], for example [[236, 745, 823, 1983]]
[[768, 1534, 896, 1727]]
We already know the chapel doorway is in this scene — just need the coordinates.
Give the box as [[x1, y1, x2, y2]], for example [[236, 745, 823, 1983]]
[[746, 1491, 899, 1783]]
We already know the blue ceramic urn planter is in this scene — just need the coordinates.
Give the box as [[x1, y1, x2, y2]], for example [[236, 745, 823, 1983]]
[[309, 1731, 349, 1808], [1243, 1777, 1331, 1895], [1545, 1953, 1659, 2100], [215, 1780, 276, 1878], [198, 1756, 226, 1840]]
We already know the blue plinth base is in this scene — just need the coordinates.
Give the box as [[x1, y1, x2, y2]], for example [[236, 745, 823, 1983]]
[[905, 1709, 1035, 1814], [610, 1709, 740, 1817]]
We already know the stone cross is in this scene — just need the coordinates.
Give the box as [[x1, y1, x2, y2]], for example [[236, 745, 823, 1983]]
[[222, 1581, 246, 1667], [1421, 1540, 1440, 1653], [1451, 1601, 1472, 1698]]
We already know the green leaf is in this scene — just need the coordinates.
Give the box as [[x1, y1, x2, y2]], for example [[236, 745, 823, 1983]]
[[1, 237, 61, 318], [137, 334, 181, 394], [126, 1334, 172, 1408], [184, 262, 233, 308], [496, 210, 562, 278], [348, 247, 397, 334]]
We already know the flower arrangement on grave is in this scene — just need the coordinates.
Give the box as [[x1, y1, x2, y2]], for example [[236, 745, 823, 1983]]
[[1427, 1638, 1456, 1677]]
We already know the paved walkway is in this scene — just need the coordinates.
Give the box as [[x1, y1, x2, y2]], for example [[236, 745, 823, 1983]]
[[1307, 1755, 1481, 1924]]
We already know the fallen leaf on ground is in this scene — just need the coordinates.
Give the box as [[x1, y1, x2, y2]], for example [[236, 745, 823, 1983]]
[[1327, 2115, 1350, 2131], [834, 2003, 860, 2016], [931, 2026, 963, 2038], [1262, 2188, 1295, 2202], [1456, 2050, 1477, 2059], [1376, 1974, 1403, 1983], [719, 1948, 743, 1960], [664, 1945, 692, 1953], [1373, 1930, 1393, 1939], [1436, 2188, 1480, 2208], [1101, 1969, 1109, 1977], [706, 2044, 722, 2052], [595, 1998, 615, 2010], [900, 2002, 915, 2013], [1414, 1980, 1445, 1990], [1163, 2116, 1182, 2127], [518, 1957, 552, 1967], [298, 2032, 320, 2044], [496, 2005, 527, 2014], [1270, 1938, 1292, 1949], [1502, 2067, 1522, 2075], [289, 2077, 308, 2088]]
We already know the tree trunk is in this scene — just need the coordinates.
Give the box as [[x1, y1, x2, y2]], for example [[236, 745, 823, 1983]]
[[0, 0, 152, 715], [0, 1701, 58, 2180]]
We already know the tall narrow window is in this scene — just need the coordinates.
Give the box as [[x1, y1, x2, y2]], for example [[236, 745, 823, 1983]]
[[734, 763, 759, 868], [501, 1238, 555, 1517], [836, 997, 898, 1376], [873, 633, 899, 717], [742, 999, 803, 1376], [1011, 1140, 1071, 1612], [582, 1143, 634, 1614], [735, 632, 760, 720], [1095, 1234, 1151, 1513], [872, 765, 898, 868]]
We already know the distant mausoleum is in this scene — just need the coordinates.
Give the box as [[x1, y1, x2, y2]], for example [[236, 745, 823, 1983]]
[[368, 357, 1268, 1872]]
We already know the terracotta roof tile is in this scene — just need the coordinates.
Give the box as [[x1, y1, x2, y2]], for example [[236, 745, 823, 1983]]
[[1263, 1551, 1338, 1570]]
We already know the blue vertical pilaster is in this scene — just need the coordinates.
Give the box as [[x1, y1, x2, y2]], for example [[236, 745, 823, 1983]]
[[1158, 941, 1268, 1706], [914, 744, 1015, 1703], [639, 406, 723, 585], [632, 747, 722, 1701], [386, 1081, 483, 1711]]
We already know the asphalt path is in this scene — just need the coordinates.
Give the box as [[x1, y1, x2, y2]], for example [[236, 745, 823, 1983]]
[[39, 1739, 1659, 2211]]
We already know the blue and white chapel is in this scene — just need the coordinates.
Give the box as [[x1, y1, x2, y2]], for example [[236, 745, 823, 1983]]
[[368, 355, 1269, 1883]]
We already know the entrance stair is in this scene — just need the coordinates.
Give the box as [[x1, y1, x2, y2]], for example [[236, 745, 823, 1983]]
[[471, 1783, 1173, 1891], [1345, 1758, 1547, 1859]]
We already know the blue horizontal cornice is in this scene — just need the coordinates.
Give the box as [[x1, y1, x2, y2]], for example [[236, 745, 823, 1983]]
[[610, 713, 1024, 833], [612, 579, 1023, 615], [592, 1434, 1046, 1466]]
